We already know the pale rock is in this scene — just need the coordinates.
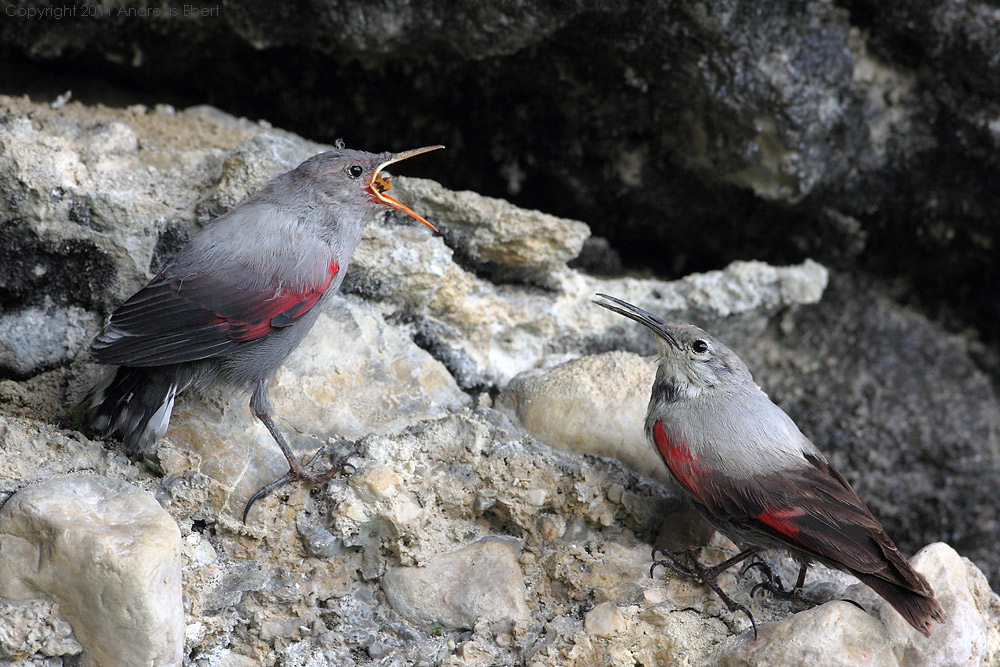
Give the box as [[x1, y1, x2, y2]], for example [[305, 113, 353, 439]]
[[382, 536, 531, 632], [843, 543, 998, 667], [498, 350, 664, 483], [712, 600, 899, 666], [0, 474, 183, 666], [0, 598, 81, 660], [585, 602, 625, 638], [157, 296, 468, 519], [391, 176, 591, 271], [713, 543, 1000, 667], [351, 203, 829, 387]]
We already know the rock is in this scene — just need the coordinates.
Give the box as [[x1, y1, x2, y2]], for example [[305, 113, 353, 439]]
[[713, 543, 1000, 666], [391, 176, 591, 279], [584, 602, 625, 638], [352, 203, 829, 386], [711, 601, 899, 666], [157, 296, 469, 520], [382, 536, 531, 632], [0, 94, 997, 667], [843, 543, 999, 667], [0, 304, 99, 378], [0, 474, 183, 666], [498, 351, 662, 483], [0, 598, 81, 661]]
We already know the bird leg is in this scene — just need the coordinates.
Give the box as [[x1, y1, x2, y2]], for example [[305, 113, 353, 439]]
[[243, 382, 357, 522], [650, 547, 760, 638], [743, 560, 808, 601]]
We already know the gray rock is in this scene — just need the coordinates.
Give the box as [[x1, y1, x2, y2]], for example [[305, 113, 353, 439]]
[[0, 304, 99, 377], [382, 537, 530, 632], [390, 176, 590, 280], [4, 0, 1000, 351], [0, 475, 183, 666]]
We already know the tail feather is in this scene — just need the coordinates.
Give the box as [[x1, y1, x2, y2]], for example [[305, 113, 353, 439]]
[[855, 571, 946, 637], [82, 367, 186, 453]]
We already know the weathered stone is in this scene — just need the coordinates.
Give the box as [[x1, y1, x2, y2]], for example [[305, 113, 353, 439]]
[[156, 296, 469, 519], [382, 536, 531, 632], [391, 176, 590, 275], [0, 304, 99, 378], [0, 475, 183, 666], [0, 598, 81, 661], [498, 351, 661, 483], [584, 602, 625, 638]]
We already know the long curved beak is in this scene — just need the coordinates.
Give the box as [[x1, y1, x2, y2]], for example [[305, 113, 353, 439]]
[[593, 293, 681, 349], [369, 145, 444, 231]]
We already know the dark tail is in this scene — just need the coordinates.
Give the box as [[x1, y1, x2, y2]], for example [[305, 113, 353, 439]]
[[855, 571, 946, 637], [82, 366, 186, 454]]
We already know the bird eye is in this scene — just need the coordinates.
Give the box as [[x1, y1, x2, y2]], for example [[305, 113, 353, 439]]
[[347, 165, 363, 178], [692, 340, 709, 353]]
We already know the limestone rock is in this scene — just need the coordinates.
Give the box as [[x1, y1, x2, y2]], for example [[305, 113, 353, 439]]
[[843, 543, 999, 667], [0, 304, 99, 378], [0, 598, 81, 661], [157, 296, 469, 519], [391, 176, 590, 275], [0, 474, 183, 666], [498, 350, 661, 483], [584, 602, 626, 638], [382, 536, 531, 632], [713, 543, 1000, 666]]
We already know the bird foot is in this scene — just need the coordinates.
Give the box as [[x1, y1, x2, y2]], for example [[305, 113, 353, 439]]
[[650, 547, 759, 638], [242, 446, 361, 523], [743, 561, 800, 601]]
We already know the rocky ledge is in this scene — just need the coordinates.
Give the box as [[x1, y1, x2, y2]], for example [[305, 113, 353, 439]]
[[0, 97, 998, 665]]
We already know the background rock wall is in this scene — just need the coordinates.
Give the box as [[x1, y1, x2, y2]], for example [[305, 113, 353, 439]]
[[2, 2, 1000, 665]]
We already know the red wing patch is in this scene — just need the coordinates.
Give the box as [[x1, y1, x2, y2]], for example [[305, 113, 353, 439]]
[[652, 419, 716, 502], [756, 508, 806, 539], [230, 259, 339, 341], [92, 258, 340, 366]]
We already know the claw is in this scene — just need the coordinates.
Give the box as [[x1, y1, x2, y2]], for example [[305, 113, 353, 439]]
[[647, 546, 760, 637], [242, 441, 357, 524]]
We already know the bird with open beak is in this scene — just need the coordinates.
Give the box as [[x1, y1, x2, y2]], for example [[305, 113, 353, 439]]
[[83, 145, 443, 522], [594, 293, 944, 637]]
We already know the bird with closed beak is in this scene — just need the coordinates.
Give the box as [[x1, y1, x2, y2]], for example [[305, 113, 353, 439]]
[[83, 145, 443, 522], [594, 293, 944, 637]]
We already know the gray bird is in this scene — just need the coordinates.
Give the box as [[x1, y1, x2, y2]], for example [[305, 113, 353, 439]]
[[83, 145, 443, 521], [594, 293, 944, 637]]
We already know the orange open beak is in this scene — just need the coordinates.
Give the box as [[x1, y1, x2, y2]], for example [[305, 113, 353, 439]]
[[368, 145, 444, 231]]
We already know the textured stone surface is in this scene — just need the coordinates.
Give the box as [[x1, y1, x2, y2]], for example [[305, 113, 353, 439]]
[[6, 0, 998, 341], [498, 351, 661, 483], [0, 475, 183, 666], [382, 536, 531, 632], [0, 94, 997, 667], [0, 304, 100, 378], [157, 296, 469, 520], [712, 543, 1000, 666], [0, 598, 81, 661], [391, 177, 591, 279]]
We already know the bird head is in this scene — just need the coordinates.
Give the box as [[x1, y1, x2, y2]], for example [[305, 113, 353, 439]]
[[297, 145, 443, 231], [594, 293, 752, 400]]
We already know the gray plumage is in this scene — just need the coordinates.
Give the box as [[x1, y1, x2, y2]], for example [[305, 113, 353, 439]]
[[595, 293, 944, 636], [83, 146, 442, 519]]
